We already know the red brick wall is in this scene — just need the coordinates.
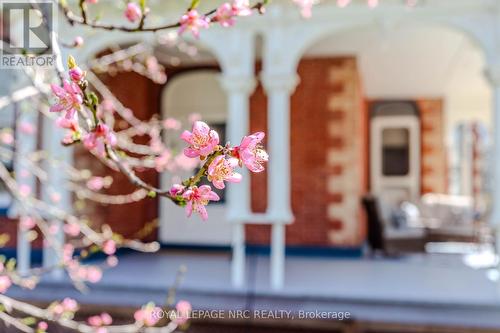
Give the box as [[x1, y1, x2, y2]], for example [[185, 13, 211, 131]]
[[75, 71, 162, 242], [0, 217, 46, 249], [247, 57, 366, 247], [0, 217, 22, 248]]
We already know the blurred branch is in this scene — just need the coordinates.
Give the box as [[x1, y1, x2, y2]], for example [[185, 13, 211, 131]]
[[57, 0, 266, 32]]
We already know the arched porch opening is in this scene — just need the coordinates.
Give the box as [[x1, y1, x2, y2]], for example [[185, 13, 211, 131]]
[[291, 20, 491, 251], [158, 68, 235, 246]]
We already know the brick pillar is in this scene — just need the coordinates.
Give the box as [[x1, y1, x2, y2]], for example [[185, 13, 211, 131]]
[[418, 99, 447, 194], [325, 59, 365, 246]]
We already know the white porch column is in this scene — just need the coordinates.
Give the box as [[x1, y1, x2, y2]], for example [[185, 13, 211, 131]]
[[41, 114, 72, 279], [204, 25, 257, 288], [220, 75, 256, 288], [261, 73, 298, 290], [11, 103, 37, 276]]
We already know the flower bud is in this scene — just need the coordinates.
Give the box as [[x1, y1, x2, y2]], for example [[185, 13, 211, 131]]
[[69, 67, 85, 82], [125, 2, 142, 22], [169, 184, 185, 197], [74, 36, 84, 47]]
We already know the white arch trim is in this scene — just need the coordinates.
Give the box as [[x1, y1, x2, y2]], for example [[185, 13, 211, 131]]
[[258, 2, 495, 76]]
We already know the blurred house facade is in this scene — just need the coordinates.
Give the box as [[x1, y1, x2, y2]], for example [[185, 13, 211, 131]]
[[0, 0, 497, 289]]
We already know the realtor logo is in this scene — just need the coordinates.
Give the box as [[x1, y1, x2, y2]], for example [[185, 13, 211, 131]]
[[1, 1, 55, 68]]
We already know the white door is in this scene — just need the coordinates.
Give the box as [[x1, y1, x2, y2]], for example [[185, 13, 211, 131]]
[[370, 105, 421, 206], [159, 70, 232, 246]]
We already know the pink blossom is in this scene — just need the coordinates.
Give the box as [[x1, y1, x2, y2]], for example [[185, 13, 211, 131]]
[[63, 222, 80, 237], [97, 99, 114, 119], [88, 313, 111, 332], [232, 0, 252, 16], [154, 150, 172, 172], [134, 306, 161, 326], [163, 118, 181, 130], [207, 156, 241, 189], [83, 124, 117, 157], [50, 192, 61, 203], [56, 116, 79, 132], [86, 266, 103, 283], [106, 256, 118, 267], [180, 121, 219, 158], [234, 132, 268, 173], [86, 0, 98, 3], [146, 308, 162, 326], [367, 0, 378, 8], [154, 72, 167, 84], [50, 81, 83, 119], [20, 216, 35, 231], [149, 138, 164, 154], [101, 99, 114, 111], [62, 133, 75, 145], [145, 56, 159, 72], [178, 10, 209, 38], [0, 276, 12, 293], [20, 277, 37, 290], [215, 3, 237, 27], [100, 313, 113, 326], [182, 185, 220, 221], [19, 184, 32, 197], [145, 56, 166, 83], [0, 131, 14, 145], [102, 240, 116, 255], [133, 309, 145, 322], [74, 36, 84, 47], [125, 2, 141, 22], [174, 300, 192, 325], [63, 244, 74, 263], [69, 66, 85, 82], [294, 0, 315, 18], [37, 321, 48, 331], [88, 315, 102, 327], [169, 184, 185, 197], [87, 176, 105, 191], [49, 224, 59, 235], [62, 298, 78, 312], [19, 122, 36, 135]]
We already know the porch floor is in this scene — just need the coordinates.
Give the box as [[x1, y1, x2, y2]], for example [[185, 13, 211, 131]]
[[7, 250, 500, 330]]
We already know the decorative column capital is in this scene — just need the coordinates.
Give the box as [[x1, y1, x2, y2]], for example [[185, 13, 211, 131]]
[[219, 75, 257, 95], [260, 73, 300, 94]]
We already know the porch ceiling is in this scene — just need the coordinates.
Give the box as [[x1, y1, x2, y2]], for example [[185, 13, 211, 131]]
[[305, 23, 490, 100]]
